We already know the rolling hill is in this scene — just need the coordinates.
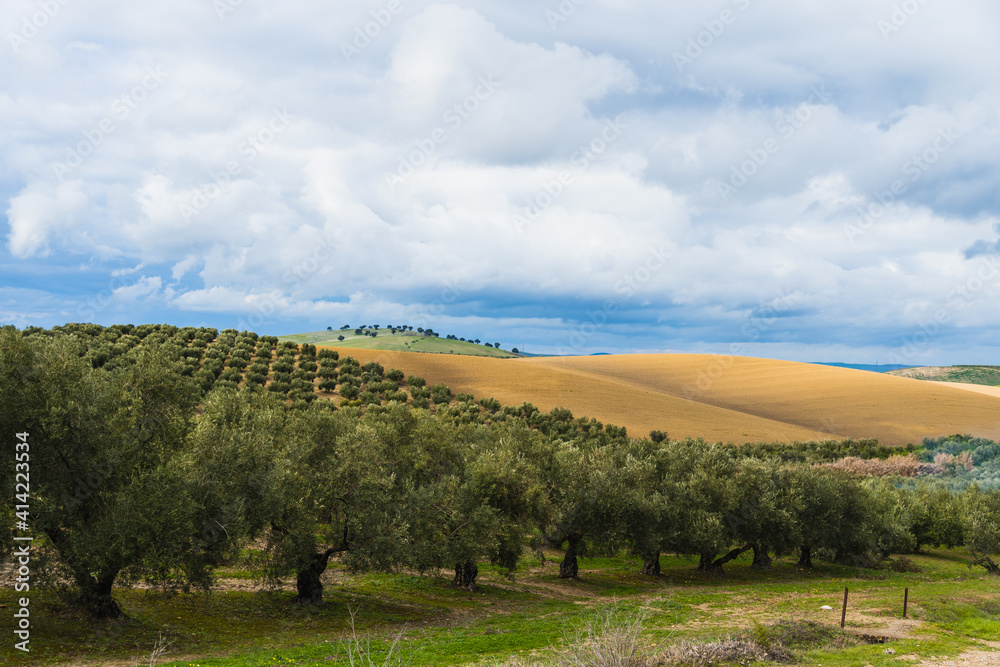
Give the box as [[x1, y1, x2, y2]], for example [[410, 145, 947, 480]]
[[281, 330, 518, 358], [317, 348, 1000, 447], [887, 365, 1000, 386]]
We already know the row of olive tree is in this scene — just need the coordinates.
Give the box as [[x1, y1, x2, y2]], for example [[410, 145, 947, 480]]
[[4, 327, 999, 620]]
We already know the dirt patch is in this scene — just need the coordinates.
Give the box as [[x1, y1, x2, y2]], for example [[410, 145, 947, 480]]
[[918, 640, 1000, 666]]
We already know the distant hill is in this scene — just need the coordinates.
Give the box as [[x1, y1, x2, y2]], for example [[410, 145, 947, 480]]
[[280, 330, 519, 358], [887, 365, 1000, 386], [811, 362, 915, 373], [317, 349, 1000, 446]]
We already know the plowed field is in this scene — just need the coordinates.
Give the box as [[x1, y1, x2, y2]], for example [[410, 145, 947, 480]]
[[319, 349, 1000, 446]]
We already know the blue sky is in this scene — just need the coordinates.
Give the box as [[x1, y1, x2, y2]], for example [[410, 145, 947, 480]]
[[2, 0, 1000, 364]]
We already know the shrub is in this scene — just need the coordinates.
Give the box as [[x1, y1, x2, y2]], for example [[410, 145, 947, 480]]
[[245, 372, 267, 386], [479, 397, 502, 412], [431, 383, 452, 405], [268, 381, 291, 395], [317, 349, 339, 361], [298, 360, 318, 373], [228, 357, 248, 370], [359, 391, 381, 406], [362, 361, 384, 378], [385, 390, 409, 403], [386, 368, 405, 382], [340, 384, 360, 400], [407, 375, 426, 388], [318, 379, 338, 392], [272, 360, 294, 374]]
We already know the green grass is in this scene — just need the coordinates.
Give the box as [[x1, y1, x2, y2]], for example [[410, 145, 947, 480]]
[[279, 331, 519, 358], [4, 547, 999, 666], [888, 365, 1000, 386]]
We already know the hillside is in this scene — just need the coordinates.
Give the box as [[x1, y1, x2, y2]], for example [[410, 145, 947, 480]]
[[318, 348, 1000, 446], [281, 330, 518, 358], [887, 365, 1000, 386]]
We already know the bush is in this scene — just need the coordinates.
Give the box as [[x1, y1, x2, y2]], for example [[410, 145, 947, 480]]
[[413, 398, 430, 410], [298, 360, 318, 373], [340, 384, 360, 400], [245, 372, 267, 386], [268, 381, 291, 395], [478, 397, 502, 412], [456, 393, 475, 403], [318, 379, 338, 392], [219, 368, 243, 383], [228, 357, 248, 370], [359, 391, 381, 406], [385, 390, 409, 403], [407, 375, 426, 388], [317, 349, 339, 361], [431, 383, 452, 405], [272, 359, 294, 374], [317, 367, 338, 380], [386, 368, 405, 382]]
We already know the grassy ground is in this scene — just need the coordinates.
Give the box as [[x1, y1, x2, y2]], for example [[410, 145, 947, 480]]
[[888, 366, 1000, 386], [3, 548, 998, 666], [279, 331, 518, 358]]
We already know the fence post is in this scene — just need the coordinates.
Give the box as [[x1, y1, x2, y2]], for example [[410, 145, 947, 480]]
[[841, 586, 849, 628], [904, 587, 909, 619]]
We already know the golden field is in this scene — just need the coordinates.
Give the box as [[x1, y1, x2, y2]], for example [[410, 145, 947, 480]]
[[320, 348, 1000, 446]]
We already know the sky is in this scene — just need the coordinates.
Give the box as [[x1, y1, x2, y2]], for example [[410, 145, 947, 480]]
[[2, 0, 999, 364]]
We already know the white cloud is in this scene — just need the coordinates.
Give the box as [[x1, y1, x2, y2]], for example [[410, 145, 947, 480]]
[[2, 0, 1000, 362]]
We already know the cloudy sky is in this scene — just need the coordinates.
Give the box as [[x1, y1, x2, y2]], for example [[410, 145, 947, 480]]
[[2, 0, 999, 363]]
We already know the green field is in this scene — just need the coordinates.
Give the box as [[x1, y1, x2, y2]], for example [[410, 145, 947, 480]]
[[279, 330, 519, 358], [5, 548, 998, 666], [888, 365, 1000, 386]]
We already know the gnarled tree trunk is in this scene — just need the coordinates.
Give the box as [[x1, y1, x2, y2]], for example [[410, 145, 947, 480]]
[[750, 544, 772, 570], [76, 570, 123, 619], [559, 533, 582, 579], [797, 545, 813, 569], [640, 552, 661, 576], [974, 556, 1000, 575], [295, 547, 336, 605], [453, 561, 479, 591], [698, 546, 751, 574]]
